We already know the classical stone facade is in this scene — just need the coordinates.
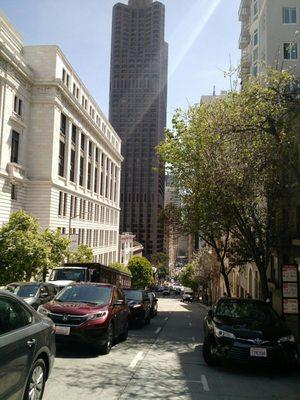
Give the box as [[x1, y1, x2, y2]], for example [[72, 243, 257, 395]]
[[0, 12, 122, 265]]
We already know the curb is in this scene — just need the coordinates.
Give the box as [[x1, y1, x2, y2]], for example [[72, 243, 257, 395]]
[[198, 302, 210, 311]]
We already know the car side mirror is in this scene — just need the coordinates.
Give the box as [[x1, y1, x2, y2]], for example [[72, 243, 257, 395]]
[[114, 299, 124, 306], [207, 309, 214, 318]]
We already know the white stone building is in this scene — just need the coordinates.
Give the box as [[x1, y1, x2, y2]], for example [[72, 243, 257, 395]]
[[119, 232, 144, 265], [0, 11, 122, 265], [239, 0, 300, 79]]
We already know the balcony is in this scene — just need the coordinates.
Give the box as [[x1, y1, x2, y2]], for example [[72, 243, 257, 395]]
[[7, 162, 27, 184], [238, 0, 251, 20], [239, 31, 251, 49]]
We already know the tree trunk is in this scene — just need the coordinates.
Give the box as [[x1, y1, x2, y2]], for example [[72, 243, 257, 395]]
[[221, 271, 231, 297], [258, 268, 269, 301]]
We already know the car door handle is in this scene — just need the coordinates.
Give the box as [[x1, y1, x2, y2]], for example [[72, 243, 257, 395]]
[[27, 339, 36, 348]]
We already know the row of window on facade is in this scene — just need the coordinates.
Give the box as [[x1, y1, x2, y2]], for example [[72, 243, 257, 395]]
[[58, 227, 118, 252], [61, 68, 118, 149], [58, 191, 119, 226], [58, 114, 119, 202]]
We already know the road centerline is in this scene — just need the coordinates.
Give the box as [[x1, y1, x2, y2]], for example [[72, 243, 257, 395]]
[[201, 374, 210, 392], [128, 351, 144, 369], [155, 327, 162, 334]]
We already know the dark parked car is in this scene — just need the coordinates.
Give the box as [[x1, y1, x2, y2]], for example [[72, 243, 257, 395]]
[[203, 298, 299, 368], [6, 282, 58, 310], [38, 283, 129, 354], [0, 290, 55, 400], [147, 292, 158, 317], [124, 289, 151, 327]]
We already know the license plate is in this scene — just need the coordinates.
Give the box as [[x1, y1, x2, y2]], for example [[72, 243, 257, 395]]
[[55, 325, 70, 335], [250, 347, 267, 357]]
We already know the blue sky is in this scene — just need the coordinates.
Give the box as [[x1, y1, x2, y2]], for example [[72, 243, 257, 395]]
[[0, 0, 241, 126]]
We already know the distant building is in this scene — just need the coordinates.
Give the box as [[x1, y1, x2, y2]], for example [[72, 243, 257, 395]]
[[164, 175, 188, 275], [239, 0, 300, 80], [0, 11, 122, 265], [200, 90, 228, 104], [119, 232, 144, 265], [109, 0, 168, 257]]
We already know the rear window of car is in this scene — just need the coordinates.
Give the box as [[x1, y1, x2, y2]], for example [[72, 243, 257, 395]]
[[55, 285, 112, 305], [15, 284, 40, 298], [124, 290, 143, 301], [215, 300, 278, 322]]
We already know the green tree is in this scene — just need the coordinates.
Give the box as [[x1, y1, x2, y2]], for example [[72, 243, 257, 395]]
[[179, 264, 197, 291], [158, 69, 299, 300], [69, 244, 93, 263], [110, 262, 132, 275], [40, 229, 70, 280], [127, 256, 153, 288], [0, 211, 47, 284]]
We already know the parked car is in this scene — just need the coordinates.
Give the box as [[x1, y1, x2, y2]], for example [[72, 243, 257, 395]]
[[181, 289, 194, 303], [6, 282, 58, 310], [0, 290, 55, 400], [203, 297, 299, 368], [147, 292, 158, 317], [124, 289, 151, 327], [38, 283, 129, 354]]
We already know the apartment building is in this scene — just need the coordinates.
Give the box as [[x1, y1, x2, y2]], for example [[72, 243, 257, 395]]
[[0, 11, 122, 265], [239, 0, 300, 80]]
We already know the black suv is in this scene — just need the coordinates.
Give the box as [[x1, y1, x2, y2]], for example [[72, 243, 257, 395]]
[[0, 290, 55, 400], [6, 282, 58, 310], [203, 298, 299, 368], [124, 289, 151, 327]]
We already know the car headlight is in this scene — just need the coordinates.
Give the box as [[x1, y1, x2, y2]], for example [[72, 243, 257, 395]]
[[214, 326, 236, 339], [278, 334, 295, 344], [37, 305, 49, 316], [87, 311, 108, 321]]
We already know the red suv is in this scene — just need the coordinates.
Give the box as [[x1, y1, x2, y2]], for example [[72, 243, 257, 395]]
[[38, 283, 129, 354]]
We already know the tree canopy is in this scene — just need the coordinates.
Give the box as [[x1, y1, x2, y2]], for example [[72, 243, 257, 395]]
[[127, 256, 153, 288], [69, 244, 93, 263], [158, 69, 300, 299], [0, 210, 69, 284]]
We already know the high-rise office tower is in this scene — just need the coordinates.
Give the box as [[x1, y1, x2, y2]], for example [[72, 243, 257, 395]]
[[109, 0, 168, 257]]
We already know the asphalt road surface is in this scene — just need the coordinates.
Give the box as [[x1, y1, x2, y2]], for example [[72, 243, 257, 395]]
[[44, 297, 300, 400]]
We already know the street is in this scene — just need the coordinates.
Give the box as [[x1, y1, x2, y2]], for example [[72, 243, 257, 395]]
[[44, 298, 300, 400]]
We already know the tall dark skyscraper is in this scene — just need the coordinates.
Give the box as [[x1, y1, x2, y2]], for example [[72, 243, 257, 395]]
[[109, 0, 168, 257]]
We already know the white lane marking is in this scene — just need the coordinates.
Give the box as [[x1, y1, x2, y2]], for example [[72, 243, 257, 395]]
[[155, 327, 162, 334], [201, 374, 210, 392], [192, 336, 195, 342], [164, 317, 168, 321], [128, 351, 144, 369]]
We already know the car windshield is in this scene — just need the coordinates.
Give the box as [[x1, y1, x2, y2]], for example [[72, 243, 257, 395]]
[[124, 290, 143, 301], [55, 285, 111, 305], [215, 300, 279, 322], [14, 284, 39, 298], [49, 268, 85, 282]]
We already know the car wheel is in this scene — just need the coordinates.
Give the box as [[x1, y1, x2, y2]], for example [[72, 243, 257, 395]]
[[100, 322, 114, 355], [24, 358, 46, 400], [203, 336, 219, 366], [145, 314, 151, 324], [119, 321, 129, 342], [138, 317, 145, 329]]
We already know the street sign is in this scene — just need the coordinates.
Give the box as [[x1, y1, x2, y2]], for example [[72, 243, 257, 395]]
[[62, 234, 78, 251], [281, 264, 299, 315]]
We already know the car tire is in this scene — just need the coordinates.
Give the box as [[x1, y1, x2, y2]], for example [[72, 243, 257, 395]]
[[203, 336, 219, 366], [119, 321, 129, 342], [138, 317, 145, 329], [23, 358, 46, 400], [100, 322, 114, 355], [145, 314, 151, 324]]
